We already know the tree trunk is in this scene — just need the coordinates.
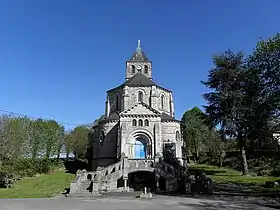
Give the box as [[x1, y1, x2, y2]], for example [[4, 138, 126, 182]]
[[219, 155, 223, 168], [240, 146, 249, 175], [56, 148, 60, 163]]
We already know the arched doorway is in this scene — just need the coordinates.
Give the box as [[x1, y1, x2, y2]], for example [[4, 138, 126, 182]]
[[130, 132, 152, 159], [128, 171, 156, 192], [134, 138, 146, 159]]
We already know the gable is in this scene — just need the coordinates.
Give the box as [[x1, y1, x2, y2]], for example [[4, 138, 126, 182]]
[[120, 102, 160, 116]]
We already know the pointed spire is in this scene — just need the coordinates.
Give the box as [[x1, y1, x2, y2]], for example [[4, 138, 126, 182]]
[[128, 40, 149, 61]]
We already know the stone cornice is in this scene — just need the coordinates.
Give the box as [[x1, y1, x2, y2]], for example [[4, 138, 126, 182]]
[[106, 84, 172, 94], [98, 119, 119, 124], [120, 114, 161, 118], [161, 119, 181, 123]]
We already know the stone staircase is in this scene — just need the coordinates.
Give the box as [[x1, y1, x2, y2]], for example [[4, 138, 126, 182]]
[[69, 157, 155, 196], [68, 156, 184, 196]]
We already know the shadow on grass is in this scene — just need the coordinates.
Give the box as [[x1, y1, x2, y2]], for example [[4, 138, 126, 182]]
[[188, 167, 230, 176]]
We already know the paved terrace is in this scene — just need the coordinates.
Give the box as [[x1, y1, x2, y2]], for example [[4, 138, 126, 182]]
[[0, 192, 279, 210]]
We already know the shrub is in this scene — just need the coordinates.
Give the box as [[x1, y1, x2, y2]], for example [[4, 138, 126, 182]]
[[0, 158, 63, 181]]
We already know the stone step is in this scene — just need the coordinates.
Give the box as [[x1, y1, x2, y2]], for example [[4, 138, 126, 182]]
[[69, 192, 101, 197]]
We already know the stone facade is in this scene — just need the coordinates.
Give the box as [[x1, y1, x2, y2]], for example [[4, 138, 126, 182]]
[[89, 41, 183, 171]]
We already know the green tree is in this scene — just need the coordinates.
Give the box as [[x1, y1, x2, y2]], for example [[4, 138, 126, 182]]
[[202, 50, 250, 175], [29, 119, 47, 159], [42, 120, 63, 159], [54, 125, 65, 161], [68, 126, 90, 159], [245, 34, 280, 147], [205, 130, 226, 167], [0, 116, 33, 170], [181, 107, 213, 161]]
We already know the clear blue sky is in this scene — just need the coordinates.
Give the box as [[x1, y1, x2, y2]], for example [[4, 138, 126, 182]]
[[0, 0, 279, 129]]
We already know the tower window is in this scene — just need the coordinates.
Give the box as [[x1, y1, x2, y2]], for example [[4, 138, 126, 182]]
[[144, 119, 149, 126], [115, 94, 119, 110], [132, 65, 135, 74], [100, 131, 105, 143], [176, 131, 180, 141], [161, 95, 165, 109], [132, 119, 137, 126], [138, 92, 143, 102], [138, 119, 143, 126], [144, 65, 148, 74]]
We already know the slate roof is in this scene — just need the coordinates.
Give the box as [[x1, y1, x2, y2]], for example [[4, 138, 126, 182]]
[[129, 49, 149, 61], [161, 112, 175, 120], [161, 112, 181, 123], [97, 112, 120, 123], [128, 41, 149, 61], [123, 73, 156, 86], [107, 74, 171, 94]]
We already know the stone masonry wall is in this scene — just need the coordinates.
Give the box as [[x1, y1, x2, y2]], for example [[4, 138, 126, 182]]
[[126, 61, 152, 79], [124, 86, 173, 116], [107, 87, 124, 115], [93, 121, 119, 168], [124, 86, 151, 109], [161, 121, 183, 159], [120, 116, 161, 158]]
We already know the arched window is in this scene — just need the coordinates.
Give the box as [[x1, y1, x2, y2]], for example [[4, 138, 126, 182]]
[[161, 95, 165, 109], [132, 119, 137, 126], [115, 94, 119, 110], [100, 131, 105, 143], [132, 65, 135, 73], [176, 131, 180, 141], [144, 119, 149, 126], [138, 92, 143, 102], [138, 119, 143, 126], [144, 65, 148, 74]]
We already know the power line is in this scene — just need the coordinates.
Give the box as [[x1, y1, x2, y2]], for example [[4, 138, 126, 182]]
[[0, 109, 81, 126]]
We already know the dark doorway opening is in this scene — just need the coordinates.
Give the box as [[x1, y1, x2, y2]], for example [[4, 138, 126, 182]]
[[159, 177, 166, 191], [128, 171, 156, 192], [117, 176, 124, 188]]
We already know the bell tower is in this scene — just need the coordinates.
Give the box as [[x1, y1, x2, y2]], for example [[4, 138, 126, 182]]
[[125, 40, 152, 80]]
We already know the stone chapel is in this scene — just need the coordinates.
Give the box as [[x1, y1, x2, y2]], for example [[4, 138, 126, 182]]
[[89, 40, 183, 171]]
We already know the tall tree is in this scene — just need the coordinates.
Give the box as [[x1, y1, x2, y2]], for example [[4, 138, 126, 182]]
[[245, 34, 280, 147], [202, 50, 250, 175]]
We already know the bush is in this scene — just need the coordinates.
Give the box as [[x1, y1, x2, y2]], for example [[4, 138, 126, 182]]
[[270, 159, 280, 176], [0, 158, 63, 182], [0, 172, 14, 188]]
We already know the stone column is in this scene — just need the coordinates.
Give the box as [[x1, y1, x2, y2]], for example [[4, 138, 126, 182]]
[[155, 173, 160, 192], [105, 95, 110, 117], [124, 178, 128, 190], [96, 167, 103, 191], [122, 156, 129, 191], [154, 153, 160, 163], [150, 86, 157, 109]]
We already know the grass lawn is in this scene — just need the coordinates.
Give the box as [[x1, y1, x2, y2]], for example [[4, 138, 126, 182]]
[[0, 169, 75, 198], [189, 164, 280, 190]]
